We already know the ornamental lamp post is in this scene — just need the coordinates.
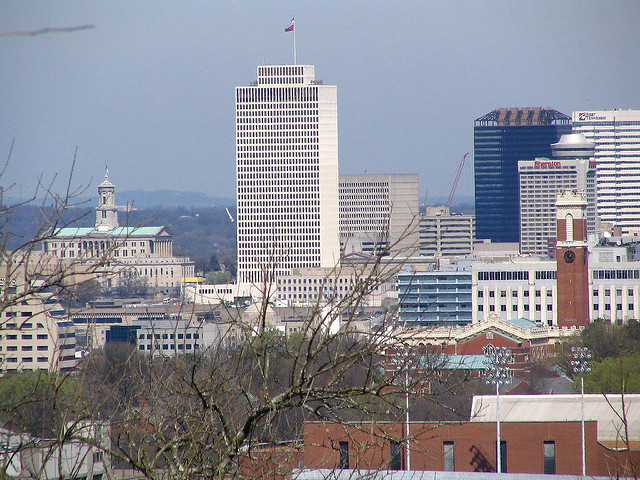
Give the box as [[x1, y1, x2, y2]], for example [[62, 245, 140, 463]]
[[483, 345, 513, 474], [571, 346, 592, 476]]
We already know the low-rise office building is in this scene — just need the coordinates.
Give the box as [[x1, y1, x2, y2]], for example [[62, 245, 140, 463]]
[[397, 266, 472, 326], [419, 207, 475, 257], [106, 319, 223, 356], [276, 266, 397, 308], [399, 242, 640, 327], [69, 301, 226, 351], [339, 174, 420, 257], [0, 271, 77, 375], [303, 394, 640, 476]]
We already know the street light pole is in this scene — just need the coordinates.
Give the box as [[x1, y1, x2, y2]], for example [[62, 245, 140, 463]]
[[404, 365, 410, 471], [572, 346, 592, 477], [483, 345, 513, 474], [391, 347, 411, 471]]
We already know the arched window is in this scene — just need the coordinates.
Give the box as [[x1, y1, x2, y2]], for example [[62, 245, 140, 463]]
[[565, 214, 574, 241]]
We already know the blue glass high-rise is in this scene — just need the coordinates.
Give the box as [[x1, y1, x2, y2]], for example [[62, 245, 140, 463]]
[[474, 108, 571, 243]]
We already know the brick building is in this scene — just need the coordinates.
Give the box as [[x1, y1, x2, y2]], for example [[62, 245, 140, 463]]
[[304, 420, 599, 474], [303, 394, 640, 477]]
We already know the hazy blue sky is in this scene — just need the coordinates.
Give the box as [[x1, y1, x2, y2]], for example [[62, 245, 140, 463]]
[[2, 2, 639, 202]]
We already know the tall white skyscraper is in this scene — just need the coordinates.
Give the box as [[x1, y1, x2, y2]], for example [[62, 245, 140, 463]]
[[573, 109, 640, 234], [235, 65, 340, 286]]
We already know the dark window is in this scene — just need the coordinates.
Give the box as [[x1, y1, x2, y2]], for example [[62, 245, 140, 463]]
[[390, 441, 402, 470], [443, 441, 455, 471], [543, 441, 555, 474], [497, 440, 507, 473], [339, 441, 349, 469]]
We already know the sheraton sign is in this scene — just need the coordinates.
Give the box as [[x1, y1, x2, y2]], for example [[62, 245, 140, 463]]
[[534, 160, 561, 167]]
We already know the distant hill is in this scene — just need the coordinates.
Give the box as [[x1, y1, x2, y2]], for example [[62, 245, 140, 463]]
[[118, 190, 236, 208], [426, 194, 475, 214]]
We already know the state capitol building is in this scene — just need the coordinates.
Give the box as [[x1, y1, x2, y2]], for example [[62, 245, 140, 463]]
[[42, 171, 194, 295]]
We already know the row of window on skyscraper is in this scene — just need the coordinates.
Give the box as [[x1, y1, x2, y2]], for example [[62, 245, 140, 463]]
[[236, 87, 318, 102]]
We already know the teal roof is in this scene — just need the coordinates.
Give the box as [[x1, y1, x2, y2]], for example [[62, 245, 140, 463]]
[[442, 354, 487, 370], [52, 226, 167, 237], [419, 354, 487, 370], [506, 317, 539, 329]]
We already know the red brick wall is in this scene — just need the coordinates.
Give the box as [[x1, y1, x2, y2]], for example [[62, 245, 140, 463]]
[[304, 420, 601, 475], [557, 245, 589, 327]]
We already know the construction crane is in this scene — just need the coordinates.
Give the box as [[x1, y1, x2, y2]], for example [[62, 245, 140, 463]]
[[446, 152, 469, 208]]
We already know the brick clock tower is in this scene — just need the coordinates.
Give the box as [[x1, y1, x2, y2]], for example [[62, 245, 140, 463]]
[[556, 190, 590, 327]]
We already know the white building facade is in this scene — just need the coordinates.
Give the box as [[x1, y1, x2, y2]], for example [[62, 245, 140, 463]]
[[419, 206, 476, 257], [0, 274, 77, 375], [519, 160, 595, 255], [338, 174, 420, 257], [43, 172, 195, 295], [275, 266, 396, 308], [572, 109, 640, 234], [472, 250, 640, 325], [132, 320, 222, 356], [519, 134, 596, 256], [235, 65, 340, 287]]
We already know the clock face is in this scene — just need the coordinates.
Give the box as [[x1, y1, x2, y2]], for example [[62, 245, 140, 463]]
[[564, 250, 576, 263]]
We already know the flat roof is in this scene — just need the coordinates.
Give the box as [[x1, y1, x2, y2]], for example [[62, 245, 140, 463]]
[[52, 226, 166, 237], [471, 394, 640, 442]]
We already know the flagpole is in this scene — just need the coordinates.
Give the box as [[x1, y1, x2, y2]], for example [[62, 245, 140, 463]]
[[285, 17, 296, 65]]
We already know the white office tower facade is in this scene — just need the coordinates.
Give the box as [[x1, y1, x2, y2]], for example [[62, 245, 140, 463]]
[[339, 174, 419, 256], [572, 109, 640, 234], [420, 206, 476, 257], [518, 134, 596, 255], [236, 65, 340, 286]]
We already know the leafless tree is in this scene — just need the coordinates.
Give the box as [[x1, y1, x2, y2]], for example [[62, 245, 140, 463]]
[[1, 169, 470, 479]]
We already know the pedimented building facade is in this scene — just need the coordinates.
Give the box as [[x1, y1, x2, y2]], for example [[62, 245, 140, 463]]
[[42, 171, 194, 295]]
